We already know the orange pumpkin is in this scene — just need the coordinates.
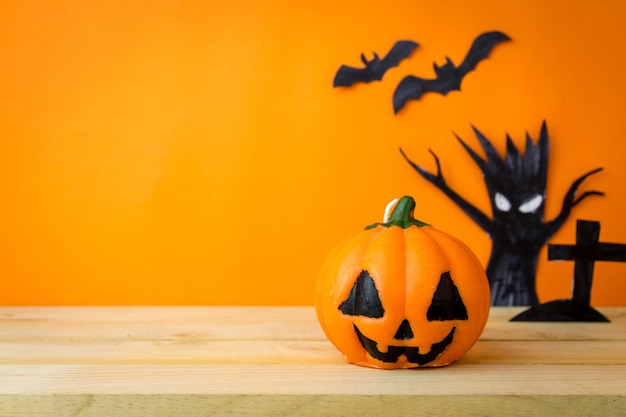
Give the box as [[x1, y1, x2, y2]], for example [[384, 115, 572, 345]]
[[315, 196, 490, 369]]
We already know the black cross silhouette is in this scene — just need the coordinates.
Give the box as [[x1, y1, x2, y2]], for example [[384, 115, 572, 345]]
[[511, 219, 626, 322], [548, 220, 626, 306]]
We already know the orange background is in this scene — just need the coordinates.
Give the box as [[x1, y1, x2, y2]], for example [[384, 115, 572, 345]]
[[1, 1, 625, 305]]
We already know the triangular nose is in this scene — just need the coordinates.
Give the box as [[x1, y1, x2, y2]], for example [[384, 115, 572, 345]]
[[393, 319, 414, 340]]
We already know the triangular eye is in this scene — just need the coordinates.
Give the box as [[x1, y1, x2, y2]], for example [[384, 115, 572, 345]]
[[339, 270, 384, 318], [427, 271, 468, 321]]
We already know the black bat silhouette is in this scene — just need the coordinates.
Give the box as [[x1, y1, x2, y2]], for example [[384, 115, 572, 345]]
[[392, 31, 510, 114], [333, 40, 419, 87]]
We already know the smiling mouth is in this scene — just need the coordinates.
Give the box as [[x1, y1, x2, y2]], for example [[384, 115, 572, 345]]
[[354, 325, 456, 365]]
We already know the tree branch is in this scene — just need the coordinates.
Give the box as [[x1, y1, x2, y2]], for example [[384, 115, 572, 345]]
[[546, 167, 604, 236], [400, 148, 494, 234]]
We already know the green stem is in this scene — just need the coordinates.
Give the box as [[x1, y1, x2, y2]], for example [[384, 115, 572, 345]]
[[366, 196, 428, 230]]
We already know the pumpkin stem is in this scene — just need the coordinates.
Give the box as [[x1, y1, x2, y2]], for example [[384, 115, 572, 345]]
[[383, 198, 399, 223], [366, 196, 428, 229]]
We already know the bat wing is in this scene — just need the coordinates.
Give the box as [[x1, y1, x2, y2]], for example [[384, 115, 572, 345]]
[[391, 31, 508, 114], [393, 75, 438, 114], [380, 40, 420, 72], [333, 40, 419, 87], [457, 31, 510, 77], [333, 64, 373, 87]]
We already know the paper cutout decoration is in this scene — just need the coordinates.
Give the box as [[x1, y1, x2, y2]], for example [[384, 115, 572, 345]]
[[392, 31, 510, 114], [400, 121, 604, 306], [511, 220, 626, 322], [333, 40, 419, 87]]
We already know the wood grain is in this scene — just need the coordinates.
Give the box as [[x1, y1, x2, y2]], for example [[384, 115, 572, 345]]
[[0, 307, 625, 416]]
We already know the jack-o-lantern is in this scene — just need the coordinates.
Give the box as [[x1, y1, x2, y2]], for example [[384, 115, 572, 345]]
[[315, 196, 490, 369]]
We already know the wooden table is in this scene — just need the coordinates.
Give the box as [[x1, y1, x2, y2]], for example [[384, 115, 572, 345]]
[[0, 306, 624, 416]]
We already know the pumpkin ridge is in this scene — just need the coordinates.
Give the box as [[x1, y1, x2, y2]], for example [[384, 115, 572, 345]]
[[421, 227, 490, 348], [403, 225, 456, 343], [359, 226, 407, 343]]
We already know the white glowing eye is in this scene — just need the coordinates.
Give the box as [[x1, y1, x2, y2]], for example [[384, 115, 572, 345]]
[[519, 194, 544, 213], [494, 192, 512, 212]]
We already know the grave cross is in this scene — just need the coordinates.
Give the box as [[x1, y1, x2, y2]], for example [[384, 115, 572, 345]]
[[548, 219, 626, 306], [511, 219, 626, 321]]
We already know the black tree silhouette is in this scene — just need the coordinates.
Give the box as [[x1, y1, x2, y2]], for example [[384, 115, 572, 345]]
[[400, 121, 604, 306]]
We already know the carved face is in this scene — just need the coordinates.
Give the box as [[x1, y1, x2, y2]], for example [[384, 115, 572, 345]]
[[315, 197, 490, 369]]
